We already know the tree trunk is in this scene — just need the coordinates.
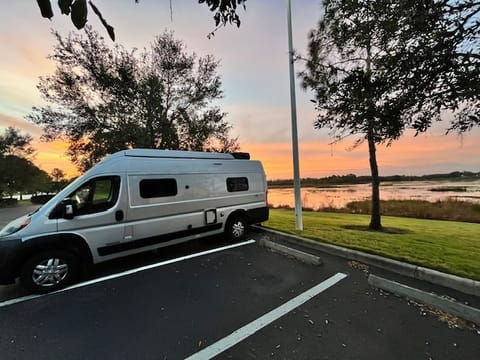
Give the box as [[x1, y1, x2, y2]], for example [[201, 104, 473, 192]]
[[364, 35, 382, 231], [367, 128, 382, 230]]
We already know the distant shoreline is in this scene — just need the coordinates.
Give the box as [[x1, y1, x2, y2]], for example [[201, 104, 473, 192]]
[[268, 171, 480, 188]]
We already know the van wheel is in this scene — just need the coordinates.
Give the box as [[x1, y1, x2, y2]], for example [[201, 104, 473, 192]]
[[20, 250, 79, 294], [225, 215, 247, 242]]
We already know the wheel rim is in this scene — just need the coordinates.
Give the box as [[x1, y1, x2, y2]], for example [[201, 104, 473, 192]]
[[231, 220, 245, 238], [32, 258, 69, 287]]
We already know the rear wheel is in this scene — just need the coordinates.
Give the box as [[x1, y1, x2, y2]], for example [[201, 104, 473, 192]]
[[20, 250, 79, 294], [225, 215, 247, 242]]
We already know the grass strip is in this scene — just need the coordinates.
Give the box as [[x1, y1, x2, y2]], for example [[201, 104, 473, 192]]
[[264, 209, 480, 281]]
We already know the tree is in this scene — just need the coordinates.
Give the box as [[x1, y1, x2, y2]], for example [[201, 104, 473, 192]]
[[0, 155, 51, 199], [51, 168, 66, 183], [0, 127, 35, 158], [28, 27, 239, 171], [35, 0, 246, 41], [390, 0, 480, 134], [301, 0, 479, 230], [0, 127, 37, 199], [51, 168, 67, 192]]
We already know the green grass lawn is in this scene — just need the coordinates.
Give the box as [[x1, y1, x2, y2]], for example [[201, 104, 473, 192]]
[[265, 209, 480, 280]]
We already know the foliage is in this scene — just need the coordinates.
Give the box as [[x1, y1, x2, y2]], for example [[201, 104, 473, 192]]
[[266, 209, 480, 280], [29, 27, 239, 171], [384, 0, 480, 134], [30, 194, 56, 204], [35, 0, 247, 41], [343, 199, 480, 223], [300, 0, 480, 230], [0, 127, 34, 158], [0, 127, 44, 198], [301, 0, 406, 230], [51, 168, 68, 192], [51, 168, 66, 182], [0, 155, 52, 198]]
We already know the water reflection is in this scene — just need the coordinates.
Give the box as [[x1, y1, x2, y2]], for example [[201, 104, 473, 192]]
[[268, 180, 480, 209]]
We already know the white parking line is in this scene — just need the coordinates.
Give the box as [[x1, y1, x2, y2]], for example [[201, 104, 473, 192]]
[[185, 272, 348, 360], [0, 239, 256, 308]]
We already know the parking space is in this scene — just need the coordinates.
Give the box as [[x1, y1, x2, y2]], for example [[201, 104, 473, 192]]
[[0, 238, 336, 359], [1, 232, 479, 359]]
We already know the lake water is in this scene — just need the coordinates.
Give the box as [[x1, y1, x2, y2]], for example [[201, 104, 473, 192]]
[[268, 180, 480, 209]]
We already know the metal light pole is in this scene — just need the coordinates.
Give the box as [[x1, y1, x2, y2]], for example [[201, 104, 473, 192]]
[[286, 0, 303, 231]]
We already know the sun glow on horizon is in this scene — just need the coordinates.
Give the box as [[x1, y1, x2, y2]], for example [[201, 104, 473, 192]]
[[24, 130, 480, 182], [33, 140, 79, 179]]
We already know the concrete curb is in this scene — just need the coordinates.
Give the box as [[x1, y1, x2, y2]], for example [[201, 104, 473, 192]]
[[258, 238, 322, 266], [254, 226, 480, 297], [368, 274, 480, 326]]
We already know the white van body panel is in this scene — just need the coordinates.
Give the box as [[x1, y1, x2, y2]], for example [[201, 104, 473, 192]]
[[0, 150, 268, 275]]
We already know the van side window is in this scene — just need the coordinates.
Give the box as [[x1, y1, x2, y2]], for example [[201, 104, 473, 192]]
[[65, 176, 120, 217], [140, 179, 177, 198], [227, 177, 249, 192]]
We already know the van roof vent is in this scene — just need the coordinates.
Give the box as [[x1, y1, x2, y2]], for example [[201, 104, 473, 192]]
[[231, 152, 250, 160]]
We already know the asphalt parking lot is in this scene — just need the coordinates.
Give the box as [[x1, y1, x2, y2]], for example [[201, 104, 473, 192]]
[[0, 234, 479, 359], [1, 206, 479, 359]]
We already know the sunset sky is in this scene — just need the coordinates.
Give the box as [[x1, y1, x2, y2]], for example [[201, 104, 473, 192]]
[[1, 1, 479, 180]]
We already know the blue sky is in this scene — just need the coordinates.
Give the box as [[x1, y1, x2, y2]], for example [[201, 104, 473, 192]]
[[0, 1, 479, 179]]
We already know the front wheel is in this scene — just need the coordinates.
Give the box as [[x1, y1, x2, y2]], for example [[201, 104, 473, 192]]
[[225, 215, 247, 242], [20, 250, 79, 294]]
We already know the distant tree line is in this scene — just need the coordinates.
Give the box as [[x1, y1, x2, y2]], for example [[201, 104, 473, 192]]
[[268, 171, 480, 188], [0, 127, 72, 205]]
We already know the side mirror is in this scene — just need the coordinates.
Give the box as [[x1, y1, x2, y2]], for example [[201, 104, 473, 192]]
[[64, 204, 74, 220], [61, 199, 77, 220]]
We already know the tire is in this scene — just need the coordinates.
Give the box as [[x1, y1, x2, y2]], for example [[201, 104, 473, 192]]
[[225, 215, 247, 242], [20, 250, 79, 294]]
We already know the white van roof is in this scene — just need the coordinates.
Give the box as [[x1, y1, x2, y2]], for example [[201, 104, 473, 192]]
[[114, 149, 237, 160]]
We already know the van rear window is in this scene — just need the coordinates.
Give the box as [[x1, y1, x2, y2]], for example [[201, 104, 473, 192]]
[[227, 177, 249, 192], [140, 179, 177, 198]]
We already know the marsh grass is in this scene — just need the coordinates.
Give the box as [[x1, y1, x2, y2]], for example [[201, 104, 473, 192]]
[[341, 199, 480, 223], [429, 186, 468, 192], [270, 199, 480, 222]]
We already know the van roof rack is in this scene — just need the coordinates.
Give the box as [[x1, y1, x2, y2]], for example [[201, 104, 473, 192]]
[[122, 149, 235, 160], [115, 149, 251, 160]]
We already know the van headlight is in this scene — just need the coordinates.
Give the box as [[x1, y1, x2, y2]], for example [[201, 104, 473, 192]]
[[0, 217, 31, 237]]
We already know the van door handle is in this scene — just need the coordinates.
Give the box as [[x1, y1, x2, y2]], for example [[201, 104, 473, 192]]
[[115, 210, 124, 221]]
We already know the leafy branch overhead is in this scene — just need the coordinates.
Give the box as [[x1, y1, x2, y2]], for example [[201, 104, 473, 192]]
[[35, 0, 247, 41]]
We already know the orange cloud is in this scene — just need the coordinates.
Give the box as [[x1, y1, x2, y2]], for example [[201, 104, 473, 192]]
[[32, 140, 79, 179]]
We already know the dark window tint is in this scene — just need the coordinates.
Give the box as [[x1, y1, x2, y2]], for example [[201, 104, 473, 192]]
[[227, 177, 249, 192], [140, 179, 177, 198], [50, 176, 120, 218]]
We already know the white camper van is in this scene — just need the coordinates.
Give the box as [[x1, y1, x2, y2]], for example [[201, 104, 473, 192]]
[[0, 149, 269, 293]]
